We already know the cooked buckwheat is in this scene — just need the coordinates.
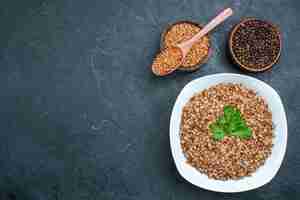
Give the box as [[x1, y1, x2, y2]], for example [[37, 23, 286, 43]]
[[180, 83, 273, 180]]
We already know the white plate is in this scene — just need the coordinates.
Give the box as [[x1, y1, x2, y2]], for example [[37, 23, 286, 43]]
[[170, 73, 288, 193]]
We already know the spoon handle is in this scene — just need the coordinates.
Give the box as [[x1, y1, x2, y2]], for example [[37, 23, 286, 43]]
[[179, 8, 233, 49]]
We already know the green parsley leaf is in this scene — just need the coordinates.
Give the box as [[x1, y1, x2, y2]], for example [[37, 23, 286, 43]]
[[231, 127, 252, 139], [209, 105, 252, 140], [216, 116, 227, 126], [209, 124, 225, 140]]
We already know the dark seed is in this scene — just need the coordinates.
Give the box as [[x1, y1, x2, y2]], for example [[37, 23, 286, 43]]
[[231, 19, 281, 70]]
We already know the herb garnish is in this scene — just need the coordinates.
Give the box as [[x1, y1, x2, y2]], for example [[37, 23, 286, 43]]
[[209, 105, 252, 140]]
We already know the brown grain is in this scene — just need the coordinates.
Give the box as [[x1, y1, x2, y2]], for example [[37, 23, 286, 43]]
[[151, 47, 182, 76], [164, 22, 210, 69], [180, 83, 273, 180]]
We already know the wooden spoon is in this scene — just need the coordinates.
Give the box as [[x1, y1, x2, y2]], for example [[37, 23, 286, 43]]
[[152, 8, 233, 76], [178, 8, 233, 59]]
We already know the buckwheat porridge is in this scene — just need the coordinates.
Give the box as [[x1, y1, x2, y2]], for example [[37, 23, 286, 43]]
[[180, 83, 273, 180]]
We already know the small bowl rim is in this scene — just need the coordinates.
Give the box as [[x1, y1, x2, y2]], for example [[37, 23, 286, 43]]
[[160, 20, 211, 71], [229, 18, 282, 72], [169, 73, 288, 193]]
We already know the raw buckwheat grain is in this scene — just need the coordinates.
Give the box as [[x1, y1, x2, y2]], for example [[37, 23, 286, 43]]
[[163, 22, 210, 69], [151, 47, 182, 76]]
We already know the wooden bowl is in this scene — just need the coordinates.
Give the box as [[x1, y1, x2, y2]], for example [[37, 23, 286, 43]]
[[229, 18, 281, 72], [161, 20, 211, 72]]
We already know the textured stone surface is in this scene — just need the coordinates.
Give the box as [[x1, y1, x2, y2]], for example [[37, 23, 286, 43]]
[[0, 0, 299, 199]]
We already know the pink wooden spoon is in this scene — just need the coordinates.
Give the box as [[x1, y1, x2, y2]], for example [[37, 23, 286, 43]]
[[177, 8, 233, 59]]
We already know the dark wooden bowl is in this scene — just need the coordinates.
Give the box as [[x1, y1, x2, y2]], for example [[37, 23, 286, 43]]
[[160, 20, 211, 72], [229, 18, 282, 72]]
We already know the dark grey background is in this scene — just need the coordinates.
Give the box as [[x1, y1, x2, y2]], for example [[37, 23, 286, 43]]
[[0, 0, 299, 199]]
